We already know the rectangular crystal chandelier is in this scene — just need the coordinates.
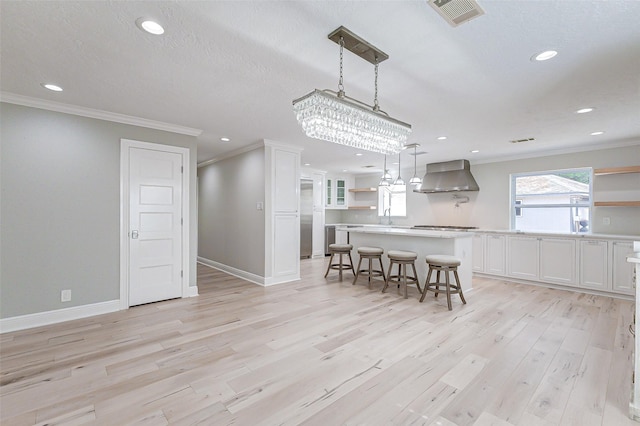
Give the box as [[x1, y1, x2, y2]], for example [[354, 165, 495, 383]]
[[293, 27, 412, 155]]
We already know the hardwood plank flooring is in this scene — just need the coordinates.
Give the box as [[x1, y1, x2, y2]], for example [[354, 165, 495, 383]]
[[0, 258, 636, 425]]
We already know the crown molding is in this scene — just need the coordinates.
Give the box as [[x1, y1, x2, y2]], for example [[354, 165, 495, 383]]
[[197, 142, 265, 168], [0, 92, 202, 137]]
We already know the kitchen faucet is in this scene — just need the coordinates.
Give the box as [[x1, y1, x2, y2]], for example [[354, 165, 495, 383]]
[[383, 207, 392, 225]]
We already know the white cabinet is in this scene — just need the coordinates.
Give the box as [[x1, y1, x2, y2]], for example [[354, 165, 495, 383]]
[[336, 228, 348, 245], [506, 235, 577, 287], [325, 175, 352, 209], [264, 142, 301, 285], [539, 238, 577, 286], [472, 234, 485, 272], [485, 234, 506, 275], [579, 240, 609, 291], [612, 241, 635, 295], [507, 235, 539, 280]]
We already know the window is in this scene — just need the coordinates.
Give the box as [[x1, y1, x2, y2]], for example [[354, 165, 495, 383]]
[[378, 184, 407, 217], [511, 168, 592, 233]]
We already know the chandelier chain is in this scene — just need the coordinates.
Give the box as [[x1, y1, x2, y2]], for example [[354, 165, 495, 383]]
[[338, 37, 345, 95], [373, 60, 379, 111]]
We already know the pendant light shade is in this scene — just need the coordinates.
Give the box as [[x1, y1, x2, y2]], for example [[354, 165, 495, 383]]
[[407, 143, 422, 186]]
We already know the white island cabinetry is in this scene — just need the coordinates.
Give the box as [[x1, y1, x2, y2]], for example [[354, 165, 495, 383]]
[[343, 227, 474, 292], [472, 234, 485, 272]]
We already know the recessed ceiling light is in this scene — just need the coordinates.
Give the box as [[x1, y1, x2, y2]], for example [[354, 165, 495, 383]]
[[41, 83, 63, 92], [532, 50, 558, 61], [220, 137, 230, 142], [437, 136, 447, 140], [342, 169, 348, 172], [136, 18, 164, 35], [470, 150, 480, 153], [304, 163, 311, 166], [576, 107, 594, 114], [355, 153, 363, 156], [590, 131, 605, 136]]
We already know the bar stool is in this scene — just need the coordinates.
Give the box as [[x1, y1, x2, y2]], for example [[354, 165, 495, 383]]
[[382, 250, 421, 299], [420, 255, 466, 310], [352, 246, 385, 288], [324, 243, 355, 281]]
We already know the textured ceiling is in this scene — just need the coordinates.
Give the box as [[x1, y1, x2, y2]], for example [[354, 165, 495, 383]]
[[1, 1, 639, 174]]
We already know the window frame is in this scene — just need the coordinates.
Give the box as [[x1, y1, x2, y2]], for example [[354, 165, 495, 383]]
[[509, 167, 593, 233], [378, 183, 407, 218]]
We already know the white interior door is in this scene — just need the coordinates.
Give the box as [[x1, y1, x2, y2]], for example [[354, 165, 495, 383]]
[[129, 147, 183, 306]]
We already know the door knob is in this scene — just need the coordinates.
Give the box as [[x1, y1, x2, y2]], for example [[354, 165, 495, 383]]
[[131, 230, 139, 239]]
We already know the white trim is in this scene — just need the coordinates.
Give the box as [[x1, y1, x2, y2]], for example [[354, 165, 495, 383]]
[[263, 139, 304, 153], [198, 257, 300, 287], [471, 139, 640, 166], [120, 139, 191, 309], [186, 286, 199, 297], [1, 92, 202, 136], [197, 142, 264, 168], [0, 300, 120, 334], [198, 257, 266, 286]]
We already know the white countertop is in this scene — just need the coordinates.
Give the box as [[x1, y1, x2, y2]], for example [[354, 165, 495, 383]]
[[328, 223, 640, 241], [337, 226, 473, 239]]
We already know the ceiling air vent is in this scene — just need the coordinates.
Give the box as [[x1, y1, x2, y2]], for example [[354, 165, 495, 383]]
[[509, 137, 536, 144], [428, 0, 485, 27]]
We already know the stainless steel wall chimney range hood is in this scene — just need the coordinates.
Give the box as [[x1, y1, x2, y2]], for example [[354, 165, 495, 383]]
[[415, 159, 480, 193]]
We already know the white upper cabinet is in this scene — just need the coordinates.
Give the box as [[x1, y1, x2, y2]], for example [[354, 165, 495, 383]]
[[274, 149, 299, 213], [325, 175, 353, 209]]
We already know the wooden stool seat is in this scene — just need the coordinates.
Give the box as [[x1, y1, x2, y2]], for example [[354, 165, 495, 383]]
[[382, 250, 421, 299], [324, 243, 355, 281], [353, 246, 385, 288], [421, 255, 466, 310]]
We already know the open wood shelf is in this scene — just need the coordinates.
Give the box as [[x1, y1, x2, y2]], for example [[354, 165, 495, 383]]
[[594, 201, 640, 207], [347, 205, 377, 210], [349, 187, 377, 193], [593, 166, 640, 175]]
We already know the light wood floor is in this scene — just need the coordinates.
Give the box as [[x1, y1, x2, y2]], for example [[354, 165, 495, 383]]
[[0, 257, 636, 425]]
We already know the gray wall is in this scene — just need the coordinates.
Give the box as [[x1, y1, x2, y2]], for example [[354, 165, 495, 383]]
[[198, 147, 266, 276], [343, 144, 640, 236], [0, 103, 198, 318]]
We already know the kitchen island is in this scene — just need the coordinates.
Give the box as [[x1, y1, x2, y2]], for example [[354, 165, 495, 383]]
[[341, 226, 474, 292]]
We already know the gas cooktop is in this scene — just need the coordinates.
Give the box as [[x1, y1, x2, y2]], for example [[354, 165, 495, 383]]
[[411, 225, 479, 231]]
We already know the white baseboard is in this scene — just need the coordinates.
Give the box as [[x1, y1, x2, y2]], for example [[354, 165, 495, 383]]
[[197, 256, 300, 287], [198, 256, 266, 286], [187, 285, 199, 297], [0, 300, 121, 334]]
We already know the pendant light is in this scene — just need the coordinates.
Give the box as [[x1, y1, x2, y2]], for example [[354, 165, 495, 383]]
[[393, 150, 405, 186], [379, 155, 392, 186], [292, 26, 411, 155], [407, 143, 422, 186]]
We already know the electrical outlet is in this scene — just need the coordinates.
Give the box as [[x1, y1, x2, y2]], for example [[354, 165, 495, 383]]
[[603, 217, 611, 225], [61, 289, 71, 302]]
